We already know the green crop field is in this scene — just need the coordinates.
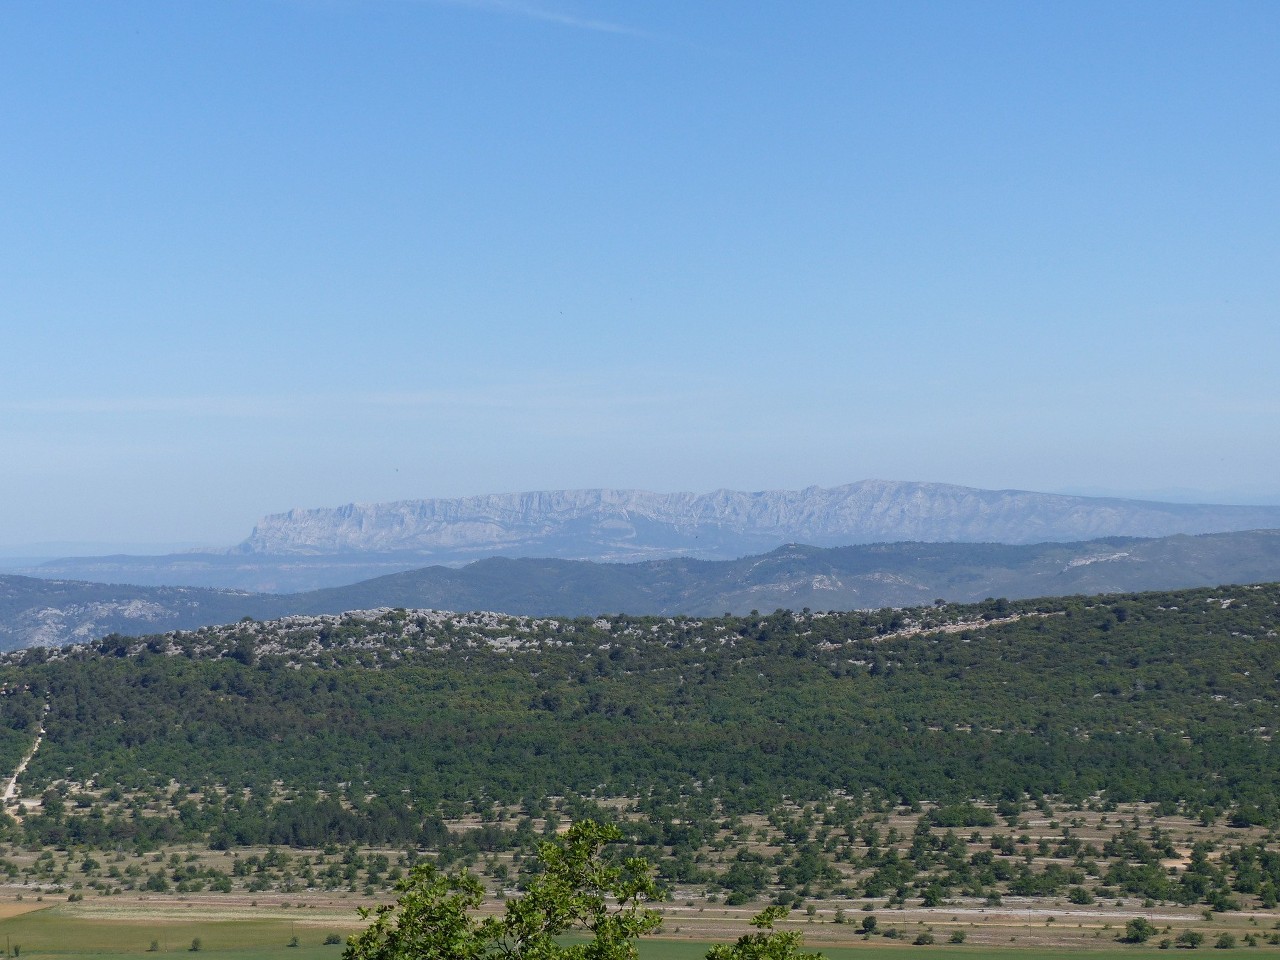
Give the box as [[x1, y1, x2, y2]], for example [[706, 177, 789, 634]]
[[0, 909, 1181, 960], [638, 945, 1152, 960], [0, 908, 348, 960]]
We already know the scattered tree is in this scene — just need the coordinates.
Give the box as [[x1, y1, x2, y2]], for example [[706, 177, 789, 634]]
[[1122, 918, 1158, 943]]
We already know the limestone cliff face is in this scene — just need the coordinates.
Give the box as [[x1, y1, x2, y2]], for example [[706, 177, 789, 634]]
[[231, 480, 1280, 560]]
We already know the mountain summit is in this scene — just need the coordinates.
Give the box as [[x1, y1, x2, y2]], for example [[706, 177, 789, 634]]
[[19, 481, 1280, 593], [232, 480, 1280, 562]]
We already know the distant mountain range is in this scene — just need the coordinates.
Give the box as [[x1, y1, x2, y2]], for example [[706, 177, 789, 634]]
[[233, 480, 1280, 555], [5, 528, 1280, 650], [14, 480, 1280, 592]]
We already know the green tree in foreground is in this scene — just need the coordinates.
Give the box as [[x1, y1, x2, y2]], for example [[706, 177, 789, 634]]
[[706, 907, 823, 960], [345, 821, 825, 960], [343, 821, 663, 960]]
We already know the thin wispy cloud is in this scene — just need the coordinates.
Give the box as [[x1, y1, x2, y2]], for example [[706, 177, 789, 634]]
[[434, 0, 657, 39]]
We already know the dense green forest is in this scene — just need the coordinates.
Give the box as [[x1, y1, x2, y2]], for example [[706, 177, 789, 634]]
[[0, 583, 1277, 927], [0, 581, 1276, 853]]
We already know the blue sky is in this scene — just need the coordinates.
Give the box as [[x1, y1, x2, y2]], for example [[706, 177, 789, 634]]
[[2, 0, 1278, 549]]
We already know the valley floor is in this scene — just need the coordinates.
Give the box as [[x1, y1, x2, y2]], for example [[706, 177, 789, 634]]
[[0, 895, 1276, 957], [1, 798, 1279, 954]]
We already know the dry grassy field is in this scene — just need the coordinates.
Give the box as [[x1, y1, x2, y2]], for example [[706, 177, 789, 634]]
[[1, 797, 1278, 956]]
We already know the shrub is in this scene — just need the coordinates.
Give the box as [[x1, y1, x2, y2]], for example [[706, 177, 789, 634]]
[[1122, 918, 1159, 943], [1176, 930, 1204, 948]]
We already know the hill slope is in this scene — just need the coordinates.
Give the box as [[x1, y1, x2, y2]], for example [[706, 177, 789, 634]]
[[299, 529, 1280, 616], [0, 575, 275, 649], [6, 529, 1280, 648], [4, 581, 1277, 820]]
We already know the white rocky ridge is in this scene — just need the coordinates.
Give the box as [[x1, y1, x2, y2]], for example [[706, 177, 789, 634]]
[[232, 480, 1280, 561], [16, 599, 173, 647]]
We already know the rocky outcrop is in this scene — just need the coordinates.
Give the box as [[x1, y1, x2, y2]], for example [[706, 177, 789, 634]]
[[232, 480, 1280, 560]]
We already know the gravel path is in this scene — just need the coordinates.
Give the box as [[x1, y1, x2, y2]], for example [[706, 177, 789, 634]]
[[3, 704, 48, 806]]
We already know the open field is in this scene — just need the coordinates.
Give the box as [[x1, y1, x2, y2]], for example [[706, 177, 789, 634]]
[[638, 943, 1169, 960], [1, 794, 1280, 954], [1, 896, 1278, 960], [0, 903, 351, 960]]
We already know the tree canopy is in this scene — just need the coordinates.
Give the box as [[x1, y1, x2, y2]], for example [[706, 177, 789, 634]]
[[344, 820, 814, 960]]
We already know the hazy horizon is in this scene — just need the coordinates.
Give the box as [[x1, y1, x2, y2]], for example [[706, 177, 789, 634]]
[[4, 2, 1277, 546]]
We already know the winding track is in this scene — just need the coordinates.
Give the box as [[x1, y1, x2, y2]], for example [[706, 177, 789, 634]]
[[3, 704, 48, 808]]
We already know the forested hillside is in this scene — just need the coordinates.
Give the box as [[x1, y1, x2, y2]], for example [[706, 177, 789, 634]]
[[0, 583, 1277, 943], [1, 580, 1276, 848]]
